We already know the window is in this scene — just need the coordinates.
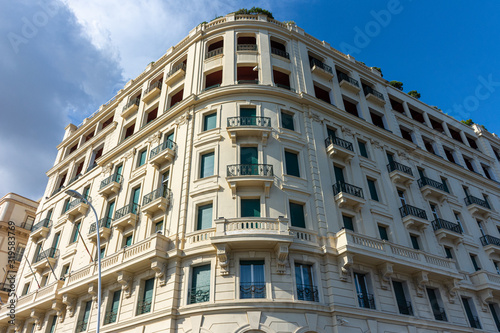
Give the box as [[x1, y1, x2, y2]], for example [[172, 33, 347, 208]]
[[354, 273, 375, 309], [427, 288, 447, 321], [123, 234, 133, 248], [102, 115, 114, 129], [444, 147, 456, 163], [97, 246, 106, 260], [343, 97, 359, 117], [21, 282, 30, 296], [462, 297, 481, 329], [494, 261, 500, 275], [77, 301, 92, 332], [137, 278, 154, 315], [207, 39, 223, 55], [145, 107, 158, 124], [137, 149, 147, 167], [241, 199, 260, 217], [389, 97, 405, 114], [289, 202, 306, 228], [52, 232, 60, 250], [240, 260, 265, 299], [48, 315, 57, 333], [400, 127, 413, 143], [84, 129, 95, 142], [313, 84, 331, 104], [197, 203, 213, 230], [409, 107, 426, 124], [334, 165, 345, 183], [61, 264, 70, 279], [14, 244, 25, 261], [237, 66, 259, 83], [410, 234, 420, 250], [393, 281, 412, 315], [370, 109, 386, 129], [200, 152, 215, 178], [440, 177, 449, 193], [489, 303, 500, 331], [466, 136, 479, 149], [454, 213, 464, 233], [378, 225, 389, 241], [87, 146, 103, 171], [154, 220, 164, 234], [68, 143, 78, 155], [70, 221, 81, 244], [429, 204, 439, 220], [367, 178, 379, 201], [190, 264, 211, 304], [203, 112, 217, 131], [444, 247, 453, 259], [273, 69, 291, 89], [169, 88, 184, 107], [429, 117, 444, 133], [281, 111, 294, 131], [470, 254, 481, 271], [204, 70, 222, 90], [342, 215, 354, 231], [295, 263, 318, 302], [358, 140, 368, 158], [423, 138, 436, 155], [463, 155, 475, 172], [285, 151, 300, 177], [124, 122, 135, 140], [482, 164, 492, 180], [40, 274, 49, 287], [104, 290, 121, 324]]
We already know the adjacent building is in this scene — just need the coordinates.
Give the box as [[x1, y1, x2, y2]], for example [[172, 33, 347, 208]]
[[1, 12, 500, 333]]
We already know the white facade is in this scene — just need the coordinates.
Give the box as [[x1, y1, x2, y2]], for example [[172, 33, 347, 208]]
[[2, 13, 500, 333]]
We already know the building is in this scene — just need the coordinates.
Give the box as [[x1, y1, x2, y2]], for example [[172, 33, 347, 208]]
[[0, 193, 38, 306], [2, 12, 500, 333]]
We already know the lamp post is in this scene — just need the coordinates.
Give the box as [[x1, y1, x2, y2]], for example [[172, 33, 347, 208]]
[[65, 189, 101, 333]]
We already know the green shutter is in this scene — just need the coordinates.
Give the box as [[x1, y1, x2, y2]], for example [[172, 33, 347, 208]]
[[132, 187, 141, 205], [197, 204, 213, 230], [200, 152, 215, 178], [52, 233, 60, 250], [241, 147, 258, 165], [165, 132, 174, 143], [334, 166, 345, 183], [378, 225, 388, 240], [49, 316, 57, 333], [83, 301, 92, 323], [392, 281, 408, 312], [281, 112, 294, 130], [203, 113, 217, 131], [107, 201, 115, 219], [289, 202, 305, 228], [285, 151, 300, 177], [342, 215, 354, 231], [367, 179, 379, 201], [139, 150, 147, 166], [358, 141, 368, 158], [143, 278, 155, 302], [71, 222, 80, 243], [241, 199, 260, 217], [115, 165, 123, 176]]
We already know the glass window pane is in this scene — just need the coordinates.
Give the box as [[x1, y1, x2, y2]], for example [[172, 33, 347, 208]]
[[241, 199, 260, 217], [197, 204, 213, 230], [358, 141, 368, 158], [285, 151, 300, 177], [203, 113, 217, 131], [289, 202, 305, 228], [200, 152, 215, 178], [343, 216, 354, 231], [367, 179, 379, 201], [281, 112, 294, 130]]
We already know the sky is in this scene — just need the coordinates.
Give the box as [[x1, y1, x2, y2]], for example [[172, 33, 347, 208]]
[[1, 0, 500, 201]]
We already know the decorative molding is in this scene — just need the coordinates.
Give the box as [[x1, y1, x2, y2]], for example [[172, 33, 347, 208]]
[[275, 243, 289, 274], [150, 258, 168, 286], [30, 309, 43, 330], [478, 289, 493, 312], [117, 271, 133, 298], [62, 294, 75, 317], [214, 244, 229, 275], [52, 300, 65, 323], [88, 283, 98, 308], [338, 253, 353, 282], [414, 271, 429, 297], [378, 263, 393, 290], [445, 278, 460, 304]]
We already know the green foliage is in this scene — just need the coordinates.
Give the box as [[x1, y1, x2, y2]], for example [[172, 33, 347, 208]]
[[461, 119, 474, 126], [372, 67, 383, 77], [389, 80, 403, 91], [408, 90, 421, 99], [283, 20, 296, 25], [234, 7, 274, 19]]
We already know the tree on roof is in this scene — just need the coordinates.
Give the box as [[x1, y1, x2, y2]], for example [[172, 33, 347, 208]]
[[234, 7, 274, 19]]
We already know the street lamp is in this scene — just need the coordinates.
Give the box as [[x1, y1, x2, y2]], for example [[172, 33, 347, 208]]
[[65, 189, 101, 333]]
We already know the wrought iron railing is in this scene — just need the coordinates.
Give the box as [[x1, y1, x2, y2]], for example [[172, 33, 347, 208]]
[[275, 83, 294, 91], [203, 83, 221, 91], [143, 80, 162, 95], [433, 307, 447, 321], [357, 292, 375, 309], [31, 218, 52, 233], [167, 62, 186, 77], [103, 310, 117, 324], [227, 116, 271, 127], [310, 58, 333, 74], [387, 161, 413, 176], [51, 186, 63, 197], [469, 316, 482, 329], [89, 217, 113, 234], [399, 204, 427, 220], [398, 301, 413, 315], [14, 252, 24, 262], [206, 47, 223, 59], [21, 221, 34, 231], [464, 195, 490, 209], [363, 85, 385, 101], [189, 285, 210, 304], [240, 282, 266, 299], [143, 187, 171, 206], [271, 47, 289, 59], [67, 173, 82, 185], [227, 164, 273, 177], [324, 136, 354, 151], [150, 139, 177, 159], [418, 177, 447, 192], [136, 299, 152, 315], [0, 283, 9, 292], [432, 218, 462, 234], [66, 197, 89, 211], [34, 247, 59, 264], [337, 71, 359, 87], [100, 173, 122, 190], [332, 181, 364, 198], [122, 98, 140, 113], [114, 203, 140, 220], [480, 235, 500, 247], [296, 284, 319, 302], [237, 44, 257, 51], [75, 319, 88, 332], [237, 79, 259, 84]]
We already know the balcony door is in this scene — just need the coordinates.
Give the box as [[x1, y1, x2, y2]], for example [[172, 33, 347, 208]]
[[241, 147, 258, 175], [241, 199, 260, 217], [240, 107, 256, 125], [240, 260, 265, 299], [334, 165, 345, 183]]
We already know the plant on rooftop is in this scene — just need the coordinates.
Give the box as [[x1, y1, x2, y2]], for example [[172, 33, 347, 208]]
[[234, 7, 274, 19], [408, 90, 421, 99], [461, 119, 487, 131], [389, 81, 403, 91]]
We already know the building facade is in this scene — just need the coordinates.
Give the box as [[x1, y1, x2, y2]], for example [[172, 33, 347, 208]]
[[2, 13, 500, 333]]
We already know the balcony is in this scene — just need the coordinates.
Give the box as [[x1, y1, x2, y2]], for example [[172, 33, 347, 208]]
[[357, 292, 376, 309], [98, 174, 122, 197], [142, 187, 171, 218], [399, 204, 429, 230], [310, 58, 334, 80], [136, 298, 152, 315], [121, 98, 140, 118], [65, 197, 89, 222], [76, 319, 89, 332], [432, 218, 463, 244], [332, 181, 365, 211], [237, 44, 257, 51], [226, 164, 274, 197], [32, 247, 59, 272], [88, 217, 112, 243], [240, 282, 266, 299], [465, 195, 491, 218], [189, 285, 210, 304], [104, 309, 118, 325], [337, 72, 360, 93], [112, 203, 139, 230], [10, 280, 65, 315], [271, 47, 289, 59], [237, 79, 259, 85], [469, 270, 500, 298], [142, 81, 162, 103], [149, 139, 176, 168], [387, 161, 414, 185], [418, 177, 449, 202], [296, 284, 319, 302], [325, 136, 355, 162], [480, 235, 500, 257], [165, 62, 186, 86], [30, 218, 52, 241], [205, 47, 223, 59], [363, 86, 385, 106], [226, 116, 272, 144]]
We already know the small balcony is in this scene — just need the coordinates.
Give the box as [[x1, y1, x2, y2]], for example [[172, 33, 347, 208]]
[[480, 235, 500, 257], [226, 116, 272, 144], [387, 161, 414, 185], [465, 195, 491, 218], [363, 85, 385, 106], [226, 164, 274, 197], [104, 310, 118, 325], [205, 47, 223, 59], [136, 298, 152, 315], [240, 282, 266, 299], [337, 72, 360, 93], [399, 204, 429, 230], [418, 177, 449, 202], [432, 218, 463, 244], [398, 301, 414, 316], [237, 79, 259, 85], [142, 187, 171, 218], [469, 270, 500, 296], [76, 319, 89, 332], [165, 63, 186, 86], [88, 217, 112, 243], [142, 81, 162, 103], [325, 136, 355, 162], [112, 203, 139, 230], [65, 197, 89, 222], [30, 218, 52, 241], [149, 140, 177, 168], [32, 247, 59, 272], [296, 284, 319, 302], [271, 47, 289, 59], [98, 174, 122, 197], [121, 98, 140, 118], [357, 292, 376, 309], [310, 58, 334, 80], [189, 285, 210, 304], [332, 181, 365, 211], [237, 44, 257, 52]]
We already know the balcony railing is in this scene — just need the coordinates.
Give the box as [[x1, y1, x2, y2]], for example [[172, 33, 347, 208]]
[[398, 301, 413, 315], [237, 44, 257, 51], [363, 85, 385, 100], [122, 98, 140, 113], [104, 310, 117, 324], [227, 116, 271, 127], [240, 282, 266, 299], [67, 173, 82, 185], [31, 218, 52, 233], [332, 181, 364, 198], [0, 283, 10, 292], [337, 72, 359, 87], [14, 252, 24, 262], [75, 319, 88, 332], [21, 221, 34, 231], [143, 80, 162, 95], [399, 204, 427, 220], [143, 187, 171, 206], [66, 197, 88, 211], [150, 139, 177, 159], [115, 203, 140, 220], [136, 298, 152, 315], [469, 316, 482, 329], [203, 83, 221, 92], [418, 177, 447, 192], [100, 174, 122, 190], [237, 79, 259, 84], [51, 186, 63, 197], [206, 47, 223, 59], [357, 292, 375, 309], [34, 247, 59, 264], [166, 62, 186, 77], [89, 217, 112, 234], [432, 218, 462, 234], [464, 195, 490, 209], [324, 136, 354, 151], [480, 235, 500, 247], [387, 161, 413, 176], [189, 285, 210, 304], [433, 307, 447, 321], [275, 83, 294, 91], [296, 284, 319, 302], [227, 164, 273, 177], [271, 47, 289, 59], [310, 58, 333, 74]]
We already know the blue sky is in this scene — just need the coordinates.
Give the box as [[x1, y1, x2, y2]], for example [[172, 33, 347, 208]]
[[1, 0, 499, 200]]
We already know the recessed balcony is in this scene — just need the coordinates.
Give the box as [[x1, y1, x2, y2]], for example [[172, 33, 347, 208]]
[[310, 58, 334, 80], [363, 86, 385, 106], [387, 161, 414, 185], [432, 218, 463, 244], [65, 197, 89, 222], [30, 218, 52, 241], [237, 44, 257, 52], [98, 174, 122, 197], [121, 98, 140, 118], [226, 164, 274, 198], [32, 247, 59, 272], [469, 270, 500, 295], [165, 63, 186, 86], [337, 72, 360, 93], [112, 203, 139, 230], [418, 177, 449, 202], [205, 47, 223, 60], [142, 187, 171, 218], [88, 217, 112, 243], [325, 136, 355, 162], [480, 235, 500, 257], [332, 181, 365, 211], [226, 116, 272, 144], [271, 47, 289, 60], [149, 140, 177, 168], [142, 81, 162, 103], [465, 195, 491, 218], [400, 204, 429, 230]]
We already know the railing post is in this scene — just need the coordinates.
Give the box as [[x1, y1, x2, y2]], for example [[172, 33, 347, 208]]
[[214, 218, 226, 236]]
